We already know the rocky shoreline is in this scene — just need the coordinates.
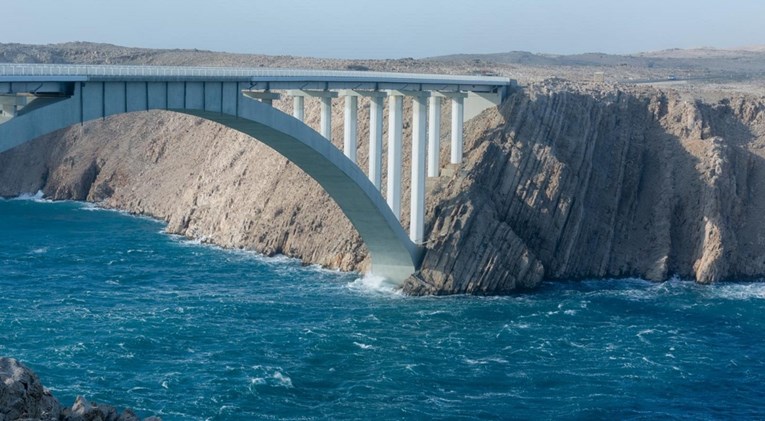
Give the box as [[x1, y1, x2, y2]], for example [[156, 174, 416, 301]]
[[0, 357, 159, 421]]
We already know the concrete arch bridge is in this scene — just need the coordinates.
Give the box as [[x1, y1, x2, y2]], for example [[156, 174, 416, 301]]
[[0, 64, 513, 283]]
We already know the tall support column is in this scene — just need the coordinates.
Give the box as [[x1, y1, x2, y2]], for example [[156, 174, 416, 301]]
[[343, 95, 358, 163], [369, 96, 384, 190], [340, 89, 387, 189], [451, 95, 465, 164], [320, 96, 332, 140], [427, 95, 442, 177], [410, 93, 429, 244], [386, 94, 404, 220], [293, 95, 304, 121], [287, 90, 338, 140]]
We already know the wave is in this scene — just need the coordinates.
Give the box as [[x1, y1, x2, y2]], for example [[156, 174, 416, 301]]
[[708, 283, 765, 300], [346, 272, 402, 297], [8, 190, 49, 202]]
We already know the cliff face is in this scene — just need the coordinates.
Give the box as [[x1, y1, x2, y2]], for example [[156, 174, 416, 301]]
[[1, 81, 765, 295], [405, 82, 765, 294]]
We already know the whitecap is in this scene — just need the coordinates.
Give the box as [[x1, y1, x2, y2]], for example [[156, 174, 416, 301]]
[[353, 342, 374, 350], [78, 202, 102, 211], [11, 190, 48, 202], [464, 357, 508, 365], [636, 329, 655, 344], [272, 371, 293, 388], [711, 283, 765, 300], [346, 272, 401, 296]]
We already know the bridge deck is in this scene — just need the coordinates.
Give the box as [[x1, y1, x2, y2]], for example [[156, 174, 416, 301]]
[[0, 64, 512, 93]]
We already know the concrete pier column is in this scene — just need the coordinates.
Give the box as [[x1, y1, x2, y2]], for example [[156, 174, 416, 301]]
[[293, 95, 304, 121], [427, 95, 442, 177], [343, 95, 358, 163], [287, 90, 338, 140], [451, 95, 465, 164], [339, 89, 387, 189], [369, 95, 384, 189], [410, 93, 430, 243], [386, 93, 404, 220], [320, 96, 332, 140]]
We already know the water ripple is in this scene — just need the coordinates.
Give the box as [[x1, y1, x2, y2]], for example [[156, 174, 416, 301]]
[[2, 200, 765, 419]]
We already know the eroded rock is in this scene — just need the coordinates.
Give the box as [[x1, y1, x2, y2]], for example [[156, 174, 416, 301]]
[[0, 357, 159, 421]]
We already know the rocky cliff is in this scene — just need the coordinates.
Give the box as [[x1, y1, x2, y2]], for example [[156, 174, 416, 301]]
[[1, 79, 764, 295], [405, 81, 765, 293]]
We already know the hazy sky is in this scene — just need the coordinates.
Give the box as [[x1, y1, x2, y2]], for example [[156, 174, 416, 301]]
[[4, 0, 765, 58]]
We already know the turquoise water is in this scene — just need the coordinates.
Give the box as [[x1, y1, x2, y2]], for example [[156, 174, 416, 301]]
[[2, 197, 765, 420]]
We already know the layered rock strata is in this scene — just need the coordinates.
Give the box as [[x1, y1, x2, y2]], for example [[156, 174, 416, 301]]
[[405, 82, 765, 293]]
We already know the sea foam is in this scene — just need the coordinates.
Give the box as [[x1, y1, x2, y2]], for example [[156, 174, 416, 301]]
[[10, 190, 48, 202], [346, 272, 401, 296]]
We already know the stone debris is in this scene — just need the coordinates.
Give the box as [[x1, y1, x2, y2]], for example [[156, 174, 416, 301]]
[[0, 358, 160, 421]]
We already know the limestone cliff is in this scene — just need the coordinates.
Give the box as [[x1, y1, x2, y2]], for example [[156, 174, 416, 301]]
[[1, 81, 764, 295], [405, 81, 765, 293]]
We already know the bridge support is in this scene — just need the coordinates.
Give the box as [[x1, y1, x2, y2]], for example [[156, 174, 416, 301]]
[[427, 95, 441, 177], [410, 93, 429, 244], [287, 90, 338, 141], [293, 95, 304, 122], [340, 90, 387, 190], [386, 93, 404, 220], [243, 90, 281, 106], [450, 93, 466, 164], [369, 95, 384, 190], [320, 97, 332, 140], [343, 95, 358, 163]]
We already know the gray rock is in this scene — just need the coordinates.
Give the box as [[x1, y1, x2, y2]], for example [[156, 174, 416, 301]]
[[115, 409, 140, 421], [1, 357, 159, 421], [0, 358, 61, 421], [65, 396, 123, 421]]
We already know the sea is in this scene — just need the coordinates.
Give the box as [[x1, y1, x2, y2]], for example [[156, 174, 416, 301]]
[[1, 195, 764, 420]]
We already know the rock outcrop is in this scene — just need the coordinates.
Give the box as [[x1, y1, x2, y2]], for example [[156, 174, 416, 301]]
[[0, 357, 158, 421], [405, 81, 765, 293]]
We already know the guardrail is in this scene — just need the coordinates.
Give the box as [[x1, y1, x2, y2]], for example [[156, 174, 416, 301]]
[[0, 63, 512, 87]]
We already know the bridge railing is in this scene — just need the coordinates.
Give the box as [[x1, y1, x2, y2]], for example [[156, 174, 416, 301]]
[[0, 63, 512, 87]]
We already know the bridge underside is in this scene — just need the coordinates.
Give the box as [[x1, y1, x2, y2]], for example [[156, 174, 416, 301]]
[[0, 81, 423, 283]]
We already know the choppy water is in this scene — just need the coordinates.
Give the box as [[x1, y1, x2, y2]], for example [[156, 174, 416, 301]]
[[1, 197, 765, 420]]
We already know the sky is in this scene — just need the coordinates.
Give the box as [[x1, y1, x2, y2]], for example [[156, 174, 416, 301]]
[[3, 0, 765, 58]]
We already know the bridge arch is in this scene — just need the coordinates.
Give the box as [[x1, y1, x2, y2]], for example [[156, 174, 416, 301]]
[[0, 82, 423, 283]]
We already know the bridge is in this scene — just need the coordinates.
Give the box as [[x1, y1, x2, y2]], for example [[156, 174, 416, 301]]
[[0, 64, 513, 283]]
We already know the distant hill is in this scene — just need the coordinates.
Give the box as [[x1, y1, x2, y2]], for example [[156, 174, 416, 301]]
[[429, 47, 765, 74]]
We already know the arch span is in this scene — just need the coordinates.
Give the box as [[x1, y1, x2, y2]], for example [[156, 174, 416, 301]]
[[0, 81, 423, 283]]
